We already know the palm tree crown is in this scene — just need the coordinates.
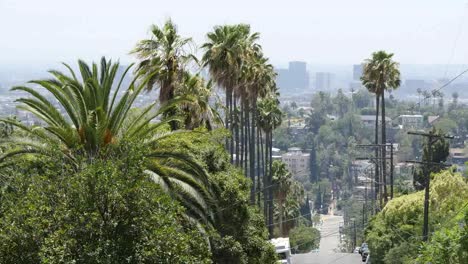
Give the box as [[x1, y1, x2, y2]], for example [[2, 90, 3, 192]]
[[0, 58, 214, 225], [132, 19, 194, 104]]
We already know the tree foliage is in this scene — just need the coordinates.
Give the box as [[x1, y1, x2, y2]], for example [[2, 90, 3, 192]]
[[365, 169, 468, 264], [0, 144, 211, 264]]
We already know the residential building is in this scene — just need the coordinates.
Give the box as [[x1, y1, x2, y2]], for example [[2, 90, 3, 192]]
[[360, 115, 392, 127], [450, 148, 468, 165], [398, 115, 423, 129], [281, 147, 310, 176]]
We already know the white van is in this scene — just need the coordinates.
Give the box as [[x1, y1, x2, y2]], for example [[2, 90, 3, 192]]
[[270, 237, 292, 264]]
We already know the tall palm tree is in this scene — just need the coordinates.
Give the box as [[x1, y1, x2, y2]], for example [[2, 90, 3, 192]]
[[202, 24, 259, 164], [0, 58, 214, 225], [361, 51, 400, 204], [272, 160, 292, 237], [132, 19, 194, 130], [257, 94, 283, 237], [241, 50, 275, 204]]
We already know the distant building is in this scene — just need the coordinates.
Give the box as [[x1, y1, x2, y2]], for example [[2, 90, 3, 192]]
[[282, 147, 310, 176], [315, 72, 333, 90], [360, 115, 392, 127], [449, 148, 468, 172], [428, 115, 440, 125], [398, 115, 423, 129], [353, 64, 363, 81], [289, 121, 307, 135], [276, 61, 309, 92]]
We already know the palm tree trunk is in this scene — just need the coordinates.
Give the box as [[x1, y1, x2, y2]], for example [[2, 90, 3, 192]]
[[381, 92, 388, 204], [268, 131, 274, 238], [374, 95, 380, 211], [250, 99, 257, 205], [225, 88, 231, 159], [257, 123, 261, 207], [245, 105, 250, 177], [263, 130, 269, 221], [229, 89, 234, 164], [240, 100, 244, 168], [234, 95, 240, 167], [258, 129, 267, 212]]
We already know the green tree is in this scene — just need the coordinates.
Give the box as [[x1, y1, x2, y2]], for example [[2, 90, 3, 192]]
[[361, 50, 401, 204], [309, 137, 319, 182], [258, 96, 283, 236], [132, 19, 194, 130], [413, 128, 449, 191], [0, 144, 211, 264], [289, 225, 320, 253], [365, 169, 468, 264], [177, 72, 221, 130]]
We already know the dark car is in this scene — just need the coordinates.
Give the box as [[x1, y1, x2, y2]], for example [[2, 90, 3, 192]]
[[359, 243, 368, 255], [362, 248, 370, 262]]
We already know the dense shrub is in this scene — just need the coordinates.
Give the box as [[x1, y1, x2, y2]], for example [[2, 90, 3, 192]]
[[0, 145, 211, 264], [365, 170, 468, 264], [289, 225, 320, 253]]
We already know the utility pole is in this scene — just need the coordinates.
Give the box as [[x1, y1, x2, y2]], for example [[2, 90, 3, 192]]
[[390, 142, 394, 199], [407, 131, 453, 241], [357, 143, 395, 204], [362, 203, 365, 226], [353, 218, 357, 250]]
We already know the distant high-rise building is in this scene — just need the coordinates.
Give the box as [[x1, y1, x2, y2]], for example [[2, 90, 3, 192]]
[[275, 61, 309, 91], [353, 64, 363, 80], [315, 72, 333, 90]]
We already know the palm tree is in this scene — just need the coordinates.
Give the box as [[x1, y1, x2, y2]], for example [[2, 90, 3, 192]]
[[202, 24, 259, 164], [258, 95, 283, 237], [177, 72, 221, 130], [272, 160, 292, 237], [361, 51, 400, 204], [0, 58, 214, 224], [241, 50, 276, 204], [132, 19, 194, 130]]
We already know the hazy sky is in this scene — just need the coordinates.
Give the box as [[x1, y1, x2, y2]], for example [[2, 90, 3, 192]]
[[2, 0, 468, 67]]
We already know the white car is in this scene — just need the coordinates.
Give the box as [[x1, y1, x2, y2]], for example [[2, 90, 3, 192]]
[[270, 237, 292, 264]]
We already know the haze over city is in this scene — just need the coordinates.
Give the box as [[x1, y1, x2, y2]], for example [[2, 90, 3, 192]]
[[2, 0, 468, 67]]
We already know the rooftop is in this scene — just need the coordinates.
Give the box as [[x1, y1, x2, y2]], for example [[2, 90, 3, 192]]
[[360, 115, 391, 122]]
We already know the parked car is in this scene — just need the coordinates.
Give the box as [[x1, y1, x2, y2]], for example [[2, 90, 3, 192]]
[[270, 237, 292, 264], [359, 243, 368, 255], [362, 248, 370, 262]]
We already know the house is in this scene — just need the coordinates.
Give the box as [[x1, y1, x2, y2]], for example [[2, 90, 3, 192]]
[[281, 147, 310, 176], [360, 115, 392, 127], [449, 148, 468, 165], [398, 115, 423, 129]]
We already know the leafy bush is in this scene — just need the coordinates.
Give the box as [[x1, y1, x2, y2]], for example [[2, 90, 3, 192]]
[[0, 145, 211, 264], [157, 130, 277, 264], [417, 207, 468, 264], [365, 169, 468, 264], [289, 225, 320, 253]]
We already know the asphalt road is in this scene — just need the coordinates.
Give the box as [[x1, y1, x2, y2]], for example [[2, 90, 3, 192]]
[[292, 214, 363, 264]]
